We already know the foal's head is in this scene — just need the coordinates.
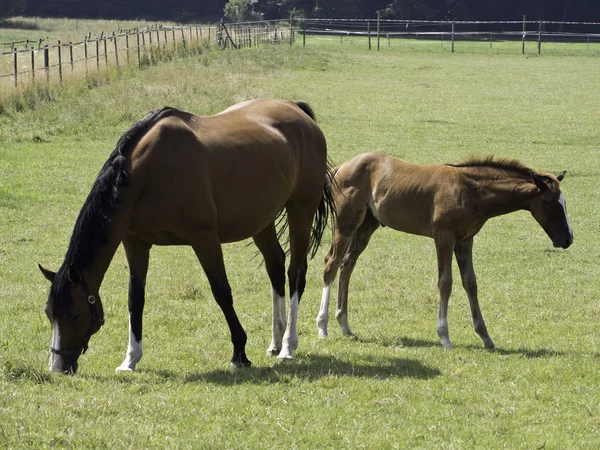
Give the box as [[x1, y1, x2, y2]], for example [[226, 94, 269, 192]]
[[529, 171, 573, 249], [39, 265, 104, 374]]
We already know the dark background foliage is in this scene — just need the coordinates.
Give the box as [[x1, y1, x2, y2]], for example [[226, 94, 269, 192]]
[[10, 0, 600, 23]]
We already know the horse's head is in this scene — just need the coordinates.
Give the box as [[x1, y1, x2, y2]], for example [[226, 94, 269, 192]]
[[39, 264, 104, 374], [529, 171, 573, 249]]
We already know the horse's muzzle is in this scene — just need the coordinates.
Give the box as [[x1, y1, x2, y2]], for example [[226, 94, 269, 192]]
[[554, 234, 573, 249], [49, 353, 79, 374]]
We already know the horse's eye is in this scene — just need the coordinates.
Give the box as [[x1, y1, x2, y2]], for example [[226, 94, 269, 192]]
[[71, 313, 82, 320]]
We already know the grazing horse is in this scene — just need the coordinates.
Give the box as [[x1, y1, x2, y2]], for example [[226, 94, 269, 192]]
[[39, 99, 334, 374], [317, 153, 573, 349]]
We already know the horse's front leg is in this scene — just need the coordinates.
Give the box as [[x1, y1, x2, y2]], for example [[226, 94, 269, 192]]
[[193, 239, 251, 368], [434, 233, 455, 348], [116, 236, 151, 373], [454, 238, 494, 349]]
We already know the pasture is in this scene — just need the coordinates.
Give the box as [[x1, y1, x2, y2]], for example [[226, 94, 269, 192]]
[[1, 35, 599, 447]]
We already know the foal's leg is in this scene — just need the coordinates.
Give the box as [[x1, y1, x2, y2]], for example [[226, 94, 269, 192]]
[[336, 211, 380, 336], [454, 238, 495, 349], [116, 235, 151, 373], [317, 209, 367, 337], [252, 224, 287, 356], [434, 233, 456, 348], [192, 239, 251, 368]]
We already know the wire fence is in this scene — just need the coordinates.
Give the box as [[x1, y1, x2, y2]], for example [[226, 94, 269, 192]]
[[297, 17, 600, 53], [0, 19, 294, 90]]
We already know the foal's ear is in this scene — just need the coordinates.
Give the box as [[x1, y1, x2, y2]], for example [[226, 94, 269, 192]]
[[532, 174, 551, 192], [38, 264, 56, 282], [557, 170, 566, 182], [67, 265, 82, 285]]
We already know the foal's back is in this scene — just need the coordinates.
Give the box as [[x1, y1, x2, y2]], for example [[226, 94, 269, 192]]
[[334, 152, 461, 238]]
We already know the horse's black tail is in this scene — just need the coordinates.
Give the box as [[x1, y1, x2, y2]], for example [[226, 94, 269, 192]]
[[307, 160, 337, 259]]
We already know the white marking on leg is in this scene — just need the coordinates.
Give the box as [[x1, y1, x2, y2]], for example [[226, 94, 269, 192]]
[[316, 282, 332, 338], [115, 326, 143, 373], [267, 288, 286, 356], [559, 193, 573, 241], [49, 321, 60, 371], [278, 291, 299, 361]]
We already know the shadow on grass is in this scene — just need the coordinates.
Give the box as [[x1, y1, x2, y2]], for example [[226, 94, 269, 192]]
[[358, 334, 566, 359], [141, 353, 441, 385], [469, 346, 566, 358]]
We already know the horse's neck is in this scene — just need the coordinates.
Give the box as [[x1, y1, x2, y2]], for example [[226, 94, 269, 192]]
[[71, 208, 128, 293], [464, 170, 534, 219]]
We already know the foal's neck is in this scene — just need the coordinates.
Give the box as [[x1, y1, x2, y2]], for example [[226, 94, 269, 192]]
[[463, 168, 535, 219]]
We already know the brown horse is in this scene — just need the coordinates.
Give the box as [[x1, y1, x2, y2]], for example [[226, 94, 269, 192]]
[[39, 99, 334, 374], [317, 153, 572, 349]]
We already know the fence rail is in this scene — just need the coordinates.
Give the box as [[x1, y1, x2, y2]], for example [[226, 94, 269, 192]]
[[0, 19, 294, 90], [297, 17, 600, 53]]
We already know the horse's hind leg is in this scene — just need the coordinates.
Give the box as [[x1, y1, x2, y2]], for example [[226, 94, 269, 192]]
[[192, 238, 251, 368], [116, 235, 151, 373], [253, 223, 287, 356], [277, 205, 315, 361], [336, 210, 380, 336], [454, 238, 495, 349]]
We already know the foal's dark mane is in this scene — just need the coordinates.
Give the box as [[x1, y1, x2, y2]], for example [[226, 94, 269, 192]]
[[447, 155, 537, 177], [48, 108, 170, 317]]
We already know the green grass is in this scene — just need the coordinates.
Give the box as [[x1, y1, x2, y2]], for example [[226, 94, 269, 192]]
[[1, 40, 600, 448]]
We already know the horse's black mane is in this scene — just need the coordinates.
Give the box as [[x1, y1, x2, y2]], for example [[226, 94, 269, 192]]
[[447, 155, 537, 176], [49, 107, 169, 317]]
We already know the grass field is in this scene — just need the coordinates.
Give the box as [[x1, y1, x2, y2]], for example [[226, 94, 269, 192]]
[[1, 31, 599, 448]]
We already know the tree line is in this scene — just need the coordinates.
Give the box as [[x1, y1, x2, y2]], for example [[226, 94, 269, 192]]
[[2, 0, 597, 23]]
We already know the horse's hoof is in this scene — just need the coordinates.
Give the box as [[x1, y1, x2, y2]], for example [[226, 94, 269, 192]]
[[230, 356, 252, 369], [266, 347, 281, 356]]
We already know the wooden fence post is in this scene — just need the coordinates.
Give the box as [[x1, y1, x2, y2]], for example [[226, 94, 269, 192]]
[[368, 21, 371, 50], [136, 28, 141, 68], [172, 28, 176, 51], [303, 20, 306, 47], [69, 41, 74, 71], [113, 32, 119, 67], [31, 47, 35, 83], [126, 32, 130, 64], [103, 35, 108, 67], [377, 12, 381, 51], [84, 37, 88, 75], [538, 20, 542, 54], [181, 28, 186, 51], [57, 40, 63, 84], [452, 21, 455, 53], [522, 15, 526, 54], [13, 47, 17, 87], [44, 45, 50, 82]]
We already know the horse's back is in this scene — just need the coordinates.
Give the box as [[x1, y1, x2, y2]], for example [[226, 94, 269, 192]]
[[127, 101, 327, 244]]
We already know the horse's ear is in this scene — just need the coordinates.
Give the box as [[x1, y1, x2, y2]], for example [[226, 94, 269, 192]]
[[557, 170, 566, 182], [38, 264, 56, 282], [67, 265, 82, 284]]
